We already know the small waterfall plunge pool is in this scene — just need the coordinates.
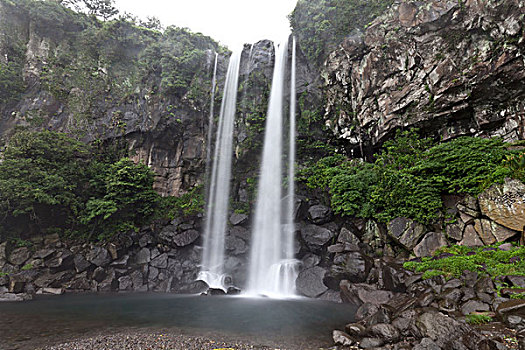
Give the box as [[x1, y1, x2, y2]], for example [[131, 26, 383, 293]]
[[0, 293, 357, 349]]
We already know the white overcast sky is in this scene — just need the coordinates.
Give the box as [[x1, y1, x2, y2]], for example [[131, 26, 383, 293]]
[[114, 0, 298, 49]]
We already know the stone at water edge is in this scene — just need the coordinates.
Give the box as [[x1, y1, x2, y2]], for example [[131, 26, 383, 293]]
[[333, 330, 354, 346], [86, 247, 111, 267], [295, 266, 328, 298], [7, 247, 31, 266]]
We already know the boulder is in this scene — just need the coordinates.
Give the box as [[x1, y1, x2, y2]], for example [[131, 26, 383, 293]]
[[461, 300, 490, 315], [497, 299, 525, 318], [300, 224, 336, 253], [118, 276, 133, 291], [8, 247, 31, 266], [295, 266, 328, 298], [413, 232, 447, 257], [33, 248, 55, 260], [86, 247, 111, 267], [359, 337, 384, 348], [225, 236, 247, 255], [480, 218, 519, 243], [413, 338, 442, 350], [110, 255, 129, 268], [340, 282, 394, 306], [151, 253, 168, 269], [381, 262, 409, 293], [0, 242, 6, 263], [387, 217, 426, 250], [229, 226, 250, 241], [307, 204, 333, 224], [338, 227, 361, 245], [478, 179, 525, 232], [230, 213, 248, 226], [369, 323, 400, 343], [46, 250, 74, 270], [135, 248, 151, 265], [332, 330, 354, 346], [92, 267, 107, 283], [326, 250, 373, 287], [460, 225, 484, 247], [173, 230, 200, 247], [446, 222, 464, 241]]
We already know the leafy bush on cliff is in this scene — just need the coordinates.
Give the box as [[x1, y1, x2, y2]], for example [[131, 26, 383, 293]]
[[0, 131, 165, 241], [289, 0, 394, 64], [300, 129, 517, 224]]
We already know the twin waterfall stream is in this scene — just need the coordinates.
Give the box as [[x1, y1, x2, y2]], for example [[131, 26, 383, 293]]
[[199, 37, 299, 298]]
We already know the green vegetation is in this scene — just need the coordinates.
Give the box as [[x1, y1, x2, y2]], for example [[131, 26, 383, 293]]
[[0, 131, 202, 241], [157, 185, 205, 220], [403, 244, 525, 281], [0, 43, 26, 106], [465, 313, 493, 325], [0, 0, 221, 135], [289, 0, 394, 64], [299, 129, 521, 224]]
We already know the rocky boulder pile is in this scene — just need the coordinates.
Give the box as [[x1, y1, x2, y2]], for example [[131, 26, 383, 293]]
[[330, 247, 525, 349]]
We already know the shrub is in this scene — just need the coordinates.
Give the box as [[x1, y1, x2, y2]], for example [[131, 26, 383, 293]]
[[465, 313, 493, 325], [299, 129, 520, 224]]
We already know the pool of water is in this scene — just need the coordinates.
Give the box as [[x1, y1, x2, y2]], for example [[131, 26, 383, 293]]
[[0, 293, 357, 349]]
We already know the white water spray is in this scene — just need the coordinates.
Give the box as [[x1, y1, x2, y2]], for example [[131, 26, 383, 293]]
[[245, 37, 298, 298], [199, 51, 242, 291]]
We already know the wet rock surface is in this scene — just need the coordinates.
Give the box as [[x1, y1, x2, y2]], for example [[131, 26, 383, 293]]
[[324, 0, 525, 153]]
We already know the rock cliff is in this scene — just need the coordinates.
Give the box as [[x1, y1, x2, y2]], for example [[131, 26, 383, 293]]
[[324, 0, 525, 156]]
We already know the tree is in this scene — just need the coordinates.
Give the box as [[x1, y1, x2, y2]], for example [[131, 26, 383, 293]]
[[83, 0, 118, 21], [57, 0, 119, 21], [139, 16, 163, 31]]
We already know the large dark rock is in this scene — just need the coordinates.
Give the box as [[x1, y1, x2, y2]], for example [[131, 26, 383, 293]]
[[173, 230, 200, 247], [387, 218, 426, 250], [86, 247, 111, 267], [135, 248, 151, 265], [413, 232, 447, 257], [338, 227, 361, 245], [74, 254, 91, 273], [340, 282, 394, 307], [332, 330, 354, 346], [307, 205, 333, 225], [295, 266, 328, 298], [369, 323, 400, 343], [300, 224, 336, 253], [151, 253, 168, 269], [8, 247, 31, 266], [326, 250, 373, 288], [225, 236, 247, 255], [229, 213, 248, 226]]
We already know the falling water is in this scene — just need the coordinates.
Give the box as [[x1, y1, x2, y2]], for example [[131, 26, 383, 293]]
[[286, 37, 297, 262], [246, 37, 298, 298], [198, 50, 242, 291], [204, 52, 219, 202]]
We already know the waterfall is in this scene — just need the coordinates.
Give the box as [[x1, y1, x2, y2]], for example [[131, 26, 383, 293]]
[[204, 52, 219, 203], [286, 37, 297, 262], [245, 36, 298, 298], [198, 50, 242, 291]]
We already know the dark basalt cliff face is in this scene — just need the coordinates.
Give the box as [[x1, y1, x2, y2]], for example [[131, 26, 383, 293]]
[[324, 0, 525, 155], [0, 0, 227, 196]]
